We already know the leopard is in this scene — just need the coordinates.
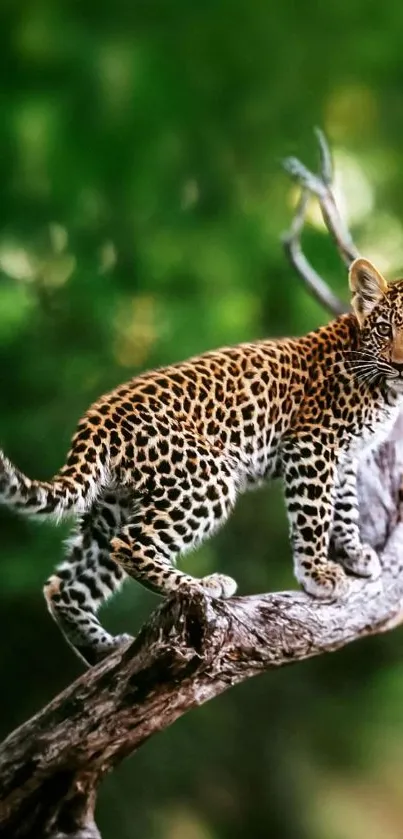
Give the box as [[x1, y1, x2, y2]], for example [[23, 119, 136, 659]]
[[0, 256, 402, 666]]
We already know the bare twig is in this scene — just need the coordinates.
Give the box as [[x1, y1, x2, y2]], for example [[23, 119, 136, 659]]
[[282, 189, 347, 315], [282, 129, 361, 315], [315, 126, 334, 187]]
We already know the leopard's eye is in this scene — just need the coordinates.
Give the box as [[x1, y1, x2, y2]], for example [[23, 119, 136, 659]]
[[376, 321, 392, 338]]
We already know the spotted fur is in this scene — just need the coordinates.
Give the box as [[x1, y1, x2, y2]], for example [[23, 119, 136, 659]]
[[1, 257, 403, 665]]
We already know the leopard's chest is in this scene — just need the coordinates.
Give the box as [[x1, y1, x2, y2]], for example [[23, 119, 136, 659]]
[[344, 400, 400, 457], [234, 423, 284, 489]]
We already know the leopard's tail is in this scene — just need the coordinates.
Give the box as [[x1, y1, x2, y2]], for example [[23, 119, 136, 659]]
[[0, 448, 109, 522]]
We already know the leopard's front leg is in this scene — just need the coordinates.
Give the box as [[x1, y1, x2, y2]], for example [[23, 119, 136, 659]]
[[281, 435, 348, 600], [332, 454, 381, 579]]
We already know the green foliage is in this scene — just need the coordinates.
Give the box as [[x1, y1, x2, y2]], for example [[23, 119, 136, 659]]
[[1, 1, 403, 837]]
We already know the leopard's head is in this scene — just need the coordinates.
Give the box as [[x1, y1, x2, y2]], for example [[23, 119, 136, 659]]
[[349, 257, 403, 392]]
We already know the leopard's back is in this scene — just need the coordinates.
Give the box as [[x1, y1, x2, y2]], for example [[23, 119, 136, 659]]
[[82, 330, 318, 488]]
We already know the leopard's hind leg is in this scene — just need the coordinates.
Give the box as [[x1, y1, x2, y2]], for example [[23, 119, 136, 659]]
[[111, 460, 239, 599], [44, 492, 132, 666]]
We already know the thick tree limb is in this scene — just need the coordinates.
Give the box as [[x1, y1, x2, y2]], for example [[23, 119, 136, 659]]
[[1, 133, 403, 838]]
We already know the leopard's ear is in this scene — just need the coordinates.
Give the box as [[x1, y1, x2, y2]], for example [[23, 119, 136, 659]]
[[349, 258, 388, 326]]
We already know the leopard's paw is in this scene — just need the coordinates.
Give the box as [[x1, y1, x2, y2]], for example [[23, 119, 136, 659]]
[[75, 633, 134, 667], [199, 573, 237, 599], [111, 632, 135, 650], [342, 544, 381, 579], [297, 560, 349, 601]]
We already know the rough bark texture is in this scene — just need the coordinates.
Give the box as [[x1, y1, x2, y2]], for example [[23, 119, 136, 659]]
[[1, 134, 403, 837], [0, 424, 403, 838]]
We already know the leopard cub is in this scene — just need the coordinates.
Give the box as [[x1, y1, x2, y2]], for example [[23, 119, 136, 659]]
[[0, 257, 400, 665]]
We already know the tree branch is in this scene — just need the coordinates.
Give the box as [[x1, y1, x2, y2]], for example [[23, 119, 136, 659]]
[[282, 189, 348, 315], [1, 133, 402, 838]]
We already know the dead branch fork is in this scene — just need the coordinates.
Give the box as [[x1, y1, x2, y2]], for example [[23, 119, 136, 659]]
[[282, 128, 359, 314], [1, 132, 403, 839]]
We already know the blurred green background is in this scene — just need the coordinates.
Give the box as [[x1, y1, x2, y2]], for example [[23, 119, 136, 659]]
[[1, 1, 403, 837]]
